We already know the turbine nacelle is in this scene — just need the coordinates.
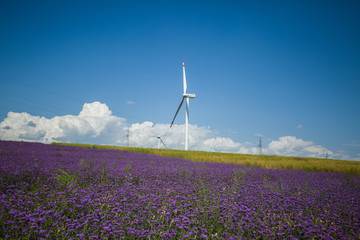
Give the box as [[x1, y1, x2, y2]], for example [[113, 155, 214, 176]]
[[183, 93, 196, 98]]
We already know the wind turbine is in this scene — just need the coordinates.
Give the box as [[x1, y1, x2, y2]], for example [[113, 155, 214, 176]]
[[154, 135, 167, 149], [152, 127, 167, 149], [170, 61, 196, 150]]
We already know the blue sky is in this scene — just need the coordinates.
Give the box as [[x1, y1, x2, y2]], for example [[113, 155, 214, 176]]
[[1, 1, 359, 160]]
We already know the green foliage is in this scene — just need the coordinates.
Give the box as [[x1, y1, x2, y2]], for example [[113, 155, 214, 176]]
[[55, 168, 77, 187], [52, 142, 360, 175]]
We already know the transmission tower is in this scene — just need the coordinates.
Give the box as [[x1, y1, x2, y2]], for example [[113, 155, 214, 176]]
[[126, 127, 130, 147], [258, 136, 263, 155]]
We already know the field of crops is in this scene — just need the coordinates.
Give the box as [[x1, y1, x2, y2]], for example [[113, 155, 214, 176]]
[[1, 140, 360, 239], [54, 143, 360, 175]]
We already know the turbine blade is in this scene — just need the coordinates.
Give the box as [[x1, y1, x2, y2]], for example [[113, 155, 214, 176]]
[[183, 61, 187, 94], [170, 97, 185, 127], [160, 138, 167, 149]]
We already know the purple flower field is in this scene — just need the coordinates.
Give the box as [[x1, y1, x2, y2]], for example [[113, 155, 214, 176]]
[[0, 141, 359, 239]]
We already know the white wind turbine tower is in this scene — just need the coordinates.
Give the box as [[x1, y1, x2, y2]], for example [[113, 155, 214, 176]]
[[170, 61, 196, 150]]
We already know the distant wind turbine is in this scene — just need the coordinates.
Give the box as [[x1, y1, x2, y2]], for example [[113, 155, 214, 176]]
[[154, 135, 167, 149], [152, 128, 167, 149], [170, 61, 196, 150]]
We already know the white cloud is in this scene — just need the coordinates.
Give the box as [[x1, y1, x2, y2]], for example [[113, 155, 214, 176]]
[[198, 137, 257, 154], [0, 101, 356, 160], [201, 137, 241, 152], [127, 122, 215, 150], [0, 101, 231, 152], [0, 102, 127, 145], [265, 136, 335, 159]]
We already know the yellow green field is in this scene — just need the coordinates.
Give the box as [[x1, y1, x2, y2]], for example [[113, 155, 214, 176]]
[[52, 142, 360, 175]]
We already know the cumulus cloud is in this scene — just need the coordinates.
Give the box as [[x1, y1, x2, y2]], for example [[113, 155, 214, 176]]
[[201, 137, 241, 152], [198, 137, 257, 154], [127, 122, 215, 150], [0, 101, 355, 160], [265, 136, 331, 158], [0, 102, 127, 145]]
